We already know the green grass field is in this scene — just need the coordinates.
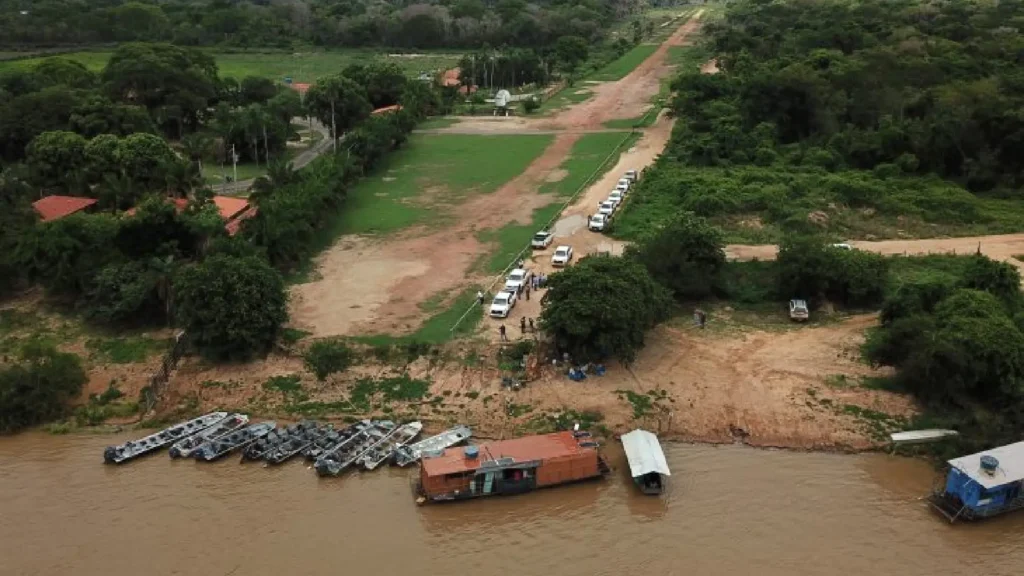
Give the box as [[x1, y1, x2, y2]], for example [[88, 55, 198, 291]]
[[477, 132, 638, 273], [0, 50, 461, 83], [590, 44, 659, 81], [314, 132, 552, 239]]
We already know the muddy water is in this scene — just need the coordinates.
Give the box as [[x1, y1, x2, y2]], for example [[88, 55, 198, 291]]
[[2, 433, 1023, 576]]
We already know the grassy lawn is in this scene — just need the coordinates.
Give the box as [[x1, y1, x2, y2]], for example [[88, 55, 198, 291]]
[[477, 132, 638, 273], [203, 161, 269, 186], [590, 45, 659, 81], [355, 286, 484, 345], [538, 86, 594, 115], [0, 50, 461, 83]]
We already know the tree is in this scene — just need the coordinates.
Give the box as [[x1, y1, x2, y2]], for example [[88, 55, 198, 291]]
[[540, 255, 671, 364], [554, 36, 589, 81], [0, 342, 87, 433], [84, 134, 123, 182], [627, 211, 726, 300], [23, 212, 122, 296], [173, 254, 288, 360], [342, 62, 408, 109], [239, 76, 279, 105], [181, 132, 214, 173], [25, 131, 89, 193], [31, 58, 97, 90], [116, 133, 177, 192], [776, 236, 888, 307], [305, 74, 373, 137]]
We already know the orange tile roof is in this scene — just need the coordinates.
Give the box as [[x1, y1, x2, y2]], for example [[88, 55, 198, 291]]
[[421, 431, 595, 477], [371, 104, 403, 115], [289, 82, 311, 95], [32, 196, 98, 222], [212, 196, 250, 220], [224, 206, 258, 237]]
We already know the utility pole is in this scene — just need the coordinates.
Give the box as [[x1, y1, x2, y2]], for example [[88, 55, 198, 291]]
[[330, 98, 337, 152], [231, 144, 238, 186]]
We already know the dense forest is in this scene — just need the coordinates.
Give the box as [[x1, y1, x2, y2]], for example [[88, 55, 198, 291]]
[[0, 0, 640, 49]]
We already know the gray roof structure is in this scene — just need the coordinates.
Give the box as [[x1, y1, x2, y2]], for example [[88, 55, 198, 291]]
[[948, 440, 1024, 489], [621, 429, 671, 478]]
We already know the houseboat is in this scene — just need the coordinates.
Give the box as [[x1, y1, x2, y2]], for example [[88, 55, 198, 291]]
[[929, 440, 1024, 522], [416, 430, 607, 503], [620, 429, 671, 495]]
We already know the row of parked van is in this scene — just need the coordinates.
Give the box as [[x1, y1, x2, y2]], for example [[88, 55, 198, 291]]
[[588, 169, 639, 232]]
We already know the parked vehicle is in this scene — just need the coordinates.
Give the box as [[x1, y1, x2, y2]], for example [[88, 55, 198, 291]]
[[589, 214, 608, 232], [504, 268, 532, 292], [832, 243, 853, 251], [624, 169, 639, 182], [617, 178, 631, 190], [551, 245, 573, 267], [490, 290, 518, 318], [615, 183, 628, 194], [531, 231, 554, 249], [104, 412, 227, 464], [789, 299, 809, 321], [597, 201, 616, 217], [608, 190, 624, 205]]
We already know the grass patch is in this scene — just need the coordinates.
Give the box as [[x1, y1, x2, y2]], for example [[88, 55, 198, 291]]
[[590, 44, 659, 81], [324, 133, 552, 237], [263, 374, 304, 394], [0, 50, 461, 83], [538, 87, 593, 114], [280, 328, 311, 345], [356, 286, 484, 345], [85, 336, 168, 364], [476, 132, 637, 273]]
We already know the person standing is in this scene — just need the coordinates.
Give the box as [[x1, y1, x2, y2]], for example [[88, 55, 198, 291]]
[[528, 318, 535, 332], [520, 316, 526, 334], [525, 284, 531, 300], [499, 324, 507, 342], [477, 290, 484, 305]]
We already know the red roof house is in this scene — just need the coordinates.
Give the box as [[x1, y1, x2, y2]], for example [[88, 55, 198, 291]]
[[371, 104, 403, 115], [32, 196, 98, 222], [212, 195, 250, 220]]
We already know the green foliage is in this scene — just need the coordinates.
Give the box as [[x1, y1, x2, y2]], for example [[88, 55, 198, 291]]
[[305, 74, 372, 136], [86, 336, 167, 364], [541, 255, 672, 364], [776, 236, 888, 307], [626, 211, 726, 300], [555, 35, 590, 78], [521, 97, 541, 114], [0, 342, 88, 433], [25, 130, 89, 193], [173, 255, 288, 361], [303, 339, 356, 381]]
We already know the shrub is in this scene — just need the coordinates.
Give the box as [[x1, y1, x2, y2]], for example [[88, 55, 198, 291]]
[[627, 211, 726, 300], [522, 97, 540, 114], [0, 342, 88, 433], [304, 339, 356, 381]]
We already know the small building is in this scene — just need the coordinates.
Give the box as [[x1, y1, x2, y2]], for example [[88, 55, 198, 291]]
[[417, 430, 606, 503], [929, 441, 1024, 522], [32, 195, 98, 222], [621, 429, 671, 495], [124, 196, 255, 237]]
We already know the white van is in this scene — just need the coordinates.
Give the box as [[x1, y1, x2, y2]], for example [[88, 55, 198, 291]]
[[589, 213, 608, 231]]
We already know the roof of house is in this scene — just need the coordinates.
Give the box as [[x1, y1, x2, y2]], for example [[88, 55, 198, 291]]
[[32, 195, 98, 222], [621, 429, 671, 478], [289, 82, 311, 95], [371, 104, 403, 115], [224, 206, 258, 236], [421, 431, 596, 477], [212, 196, 250, 220], [948, 440, 1024, 489]]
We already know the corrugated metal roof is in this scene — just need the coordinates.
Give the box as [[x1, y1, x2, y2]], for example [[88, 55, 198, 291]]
[[32, 195, 97, 222], [621, 429, 671, 478], [421, 431, 594, 477], [948, 440, 1024, 489]]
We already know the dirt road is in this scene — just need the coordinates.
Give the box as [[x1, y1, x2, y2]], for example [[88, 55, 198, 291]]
[[290, 11, 706, 338]]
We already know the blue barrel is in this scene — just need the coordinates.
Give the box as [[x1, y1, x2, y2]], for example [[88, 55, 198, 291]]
[[980, 455, 999, 473], [284, 76, 293, 84], [465, 445, 479, 459]]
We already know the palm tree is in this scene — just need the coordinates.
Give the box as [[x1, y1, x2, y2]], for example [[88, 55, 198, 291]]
[[148, 255, 176, 326], [181, 132, 214, 173], [164, 160, 204, 199], [99, 173, 136, 211], [250, 158, 296, 206]]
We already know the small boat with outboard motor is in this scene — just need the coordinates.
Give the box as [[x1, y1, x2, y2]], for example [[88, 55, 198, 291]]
[[240, 420, 316, 462], [304, 420, 373, 460], [315, 420, 396, 477], [193, 421, 276, 462], [266, 423, 333, 465], [393, 425, 472, 467], [361, 421, 423, 470], [103, 412, 227, 464], [169, 413, 249, 458]]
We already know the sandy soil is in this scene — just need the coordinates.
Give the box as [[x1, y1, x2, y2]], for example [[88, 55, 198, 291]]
[[289, 12, 707, 338]]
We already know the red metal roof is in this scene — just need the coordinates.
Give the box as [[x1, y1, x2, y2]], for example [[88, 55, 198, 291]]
[[371, 104, 403, 115], [212, 196, 250, 220], [421, 431, 595, 477], [32, 196, 98, 222], [289, 82, 311, 95], [224, 206, 258, 237]]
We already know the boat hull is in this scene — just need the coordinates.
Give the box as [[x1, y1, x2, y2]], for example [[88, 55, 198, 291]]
[[103, 412, 228, 464]]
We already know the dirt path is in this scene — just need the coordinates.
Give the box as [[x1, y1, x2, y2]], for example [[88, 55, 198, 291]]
[[289, 12, 706, 338], [726, 234, 1024, 273]]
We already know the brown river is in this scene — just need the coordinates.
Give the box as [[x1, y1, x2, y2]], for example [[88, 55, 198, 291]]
[[2, 432, 1023, 576]]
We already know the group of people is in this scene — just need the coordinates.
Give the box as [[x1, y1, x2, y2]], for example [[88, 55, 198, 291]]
[[497, 316, 538, 342]]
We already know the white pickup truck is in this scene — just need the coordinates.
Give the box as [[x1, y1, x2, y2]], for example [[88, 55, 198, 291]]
[[531, 231, 553, 249], [589, 213, 608, 231], [490, 290, 518, 318]]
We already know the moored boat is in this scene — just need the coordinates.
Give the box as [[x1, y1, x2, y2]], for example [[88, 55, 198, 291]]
[[394, 425, 471, 467], [620, 429, 670, 495], [193, 421, 276, 462], [241, 420, 316, 462], [928, 441, 1024, 522], [304, 421, 371, 460], [266, 423, 333, 465], [890, 429, 959, 446], [361, 421, 423, 470], [415, 429, 607, 503], [169, 413, 249, 458], [103, 412, 227, 464], [314, 420, 396, 477]]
